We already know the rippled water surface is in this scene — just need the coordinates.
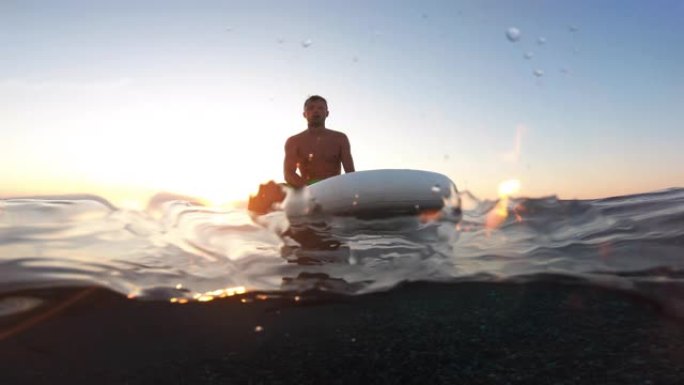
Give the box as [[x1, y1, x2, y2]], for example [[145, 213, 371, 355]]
[[1, 188, 683, 307]]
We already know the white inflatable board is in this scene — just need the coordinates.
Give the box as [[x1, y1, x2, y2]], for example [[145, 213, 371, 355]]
[[285, 169, 459, 218]]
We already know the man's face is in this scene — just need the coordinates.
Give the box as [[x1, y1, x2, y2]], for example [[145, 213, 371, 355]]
[[303, 100, 329, 125]]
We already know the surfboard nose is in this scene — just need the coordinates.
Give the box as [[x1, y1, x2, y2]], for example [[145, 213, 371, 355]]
[[288, 169, 460, 219]]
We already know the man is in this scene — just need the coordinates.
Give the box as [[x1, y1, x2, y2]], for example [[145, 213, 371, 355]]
[[248, 95, 355, 214], [284, 95, 355, 188]]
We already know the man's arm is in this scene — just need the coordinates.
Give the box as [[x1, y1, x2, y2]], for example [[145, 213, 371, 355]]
[[340, 134, 355, 173], [284, 137, 306, 188]]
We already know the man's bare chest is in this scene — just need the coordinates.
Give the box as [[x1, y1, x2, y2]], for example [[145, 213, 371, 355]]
[[296, 136, 340, 162]]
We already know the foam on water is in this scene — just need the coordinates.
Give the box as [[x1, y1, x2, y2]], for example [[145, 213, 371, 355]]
[[1, 188, 683, 310]]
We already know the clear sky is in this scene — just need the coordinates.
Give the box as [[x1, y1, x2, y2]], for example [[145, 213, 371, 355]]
[[2, 0, 683, 207]]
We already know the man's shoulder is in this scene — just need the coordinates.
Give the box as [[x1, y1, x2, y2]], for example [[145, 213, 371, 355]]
[[287, 128, 349, 144], [286, 130, 309, 142], [325, 128, 349, 139]]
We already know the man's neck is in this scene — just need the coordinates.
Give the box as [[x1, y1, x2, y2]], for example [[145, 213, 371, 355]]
[[307, 124, 325, 132]]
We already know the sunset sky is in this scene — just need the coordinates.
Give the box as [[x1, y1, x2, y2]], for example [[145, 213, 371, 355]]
[[2, 0, 683, 207]]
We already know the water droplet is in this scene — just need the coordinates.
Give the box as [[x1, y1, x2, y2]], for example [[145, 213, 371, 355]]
[[225, 27, 233, 32], [421, 13, 429, 19], [277, 38, 285, 44], [524, 51, 534, 60], [537, 37, 547, 45], [352, 56, 359, 63], [301, 39, 313, 48], [560, 68, 570, 75], [506, 27, 521, 42], [533, 69, 544, 77], [354, 193, 359, 199], [569, 25, 579, 33]]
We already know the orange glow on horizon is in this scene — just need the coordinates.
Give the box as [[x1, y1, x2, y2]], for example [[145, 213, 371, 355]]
[[485, 179, 521, 231], [0, 176, 255, 211]]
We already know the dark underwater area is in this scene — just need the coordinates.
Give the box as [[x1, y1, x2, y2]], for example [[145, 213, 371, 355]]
[[2, 278, 684, 385]]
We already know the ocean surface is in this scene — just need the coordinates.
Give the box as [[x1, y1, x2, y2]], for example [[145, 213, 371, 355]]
[[1, 187, 683, 314]]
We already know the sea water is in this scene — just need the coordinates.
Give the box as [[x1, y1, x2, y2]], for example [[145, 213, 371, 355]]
[[1, 188, 683, 313]]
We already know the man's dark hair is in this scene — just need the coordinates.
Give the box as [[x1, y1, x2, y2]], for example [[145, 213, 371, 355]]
[[304, 95, 327, 108]]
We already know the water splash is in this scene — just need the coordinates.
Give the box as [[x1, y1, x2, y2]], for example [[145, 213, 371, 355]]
[[506, 27, 521, 42], [1, 188, 684, 308]]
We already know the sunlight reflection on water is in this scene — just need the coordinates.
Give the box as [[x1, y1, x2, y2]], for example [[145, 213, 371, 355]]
[[0, 188, 683, 308]]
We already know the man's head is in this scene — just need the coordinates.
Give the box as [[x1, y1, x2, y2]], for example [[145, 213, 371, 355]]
[[303, 95, 328, 127]]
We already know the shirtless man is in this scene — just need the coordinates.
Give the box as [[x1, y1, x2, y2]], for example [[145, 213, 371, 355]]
[[248, 95, 355, 214], [284, 95, 355, 188]]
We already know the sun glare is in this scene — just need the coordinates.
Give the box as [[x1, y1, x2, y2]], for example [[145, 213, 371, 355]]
[[1, 79, 297, 210], [486, 178, 522, 231], [498, 179, 521, 198]]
